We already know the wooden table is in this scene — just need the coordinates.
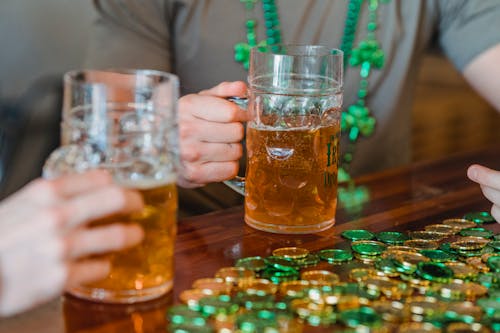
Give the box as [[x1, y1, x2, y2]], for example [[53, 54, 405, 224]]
[[2, 146, 499, 333]]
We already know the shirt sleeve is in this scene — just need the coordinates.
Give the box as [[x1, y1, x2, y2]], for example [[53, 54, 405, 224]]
[[85, 0, 172, 72], [438, 0, 500, 71]]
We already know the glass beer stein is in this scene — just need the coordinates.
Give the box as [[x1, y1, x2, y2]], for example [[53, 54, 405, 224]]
[[44, 69, 179, 303], [227, 45, 344, 234]]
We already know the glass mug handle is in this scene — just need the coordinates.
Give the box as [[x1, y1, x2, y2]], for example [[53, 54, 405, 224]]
[[223, 97, 248, 196]]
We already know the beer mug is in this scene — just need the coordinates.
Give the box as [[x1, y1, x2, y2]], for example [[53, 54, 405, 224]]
[[226, 45, 343, 234], [44, 69, 179, 303]]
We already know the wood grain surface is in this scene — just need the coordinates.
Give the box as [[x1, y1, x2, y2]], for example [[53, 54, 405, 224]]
[[1, 145, 499, 333]]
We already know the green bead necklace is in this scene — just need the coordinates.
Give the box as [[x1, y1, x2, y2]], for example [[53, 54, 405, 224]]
[[235, 0, 388, 182]]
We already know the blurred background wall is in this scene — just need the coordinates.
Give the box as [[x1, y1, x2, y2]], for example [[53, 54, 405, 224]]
[[0, 1, 94, 98], [0, 0, 498, 199], [0, 1, 95, 199], [411, 54, 500, 163]]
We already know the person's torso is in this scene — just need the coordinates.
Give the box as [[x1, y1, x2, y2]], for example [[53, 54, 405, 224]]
[[168, 0, 439, 175]]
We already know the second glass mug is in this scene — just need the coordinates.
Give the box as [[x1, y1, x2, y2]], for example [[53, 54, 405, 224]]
[[44, 69, 179, 303], [226, 45, 344, 234]]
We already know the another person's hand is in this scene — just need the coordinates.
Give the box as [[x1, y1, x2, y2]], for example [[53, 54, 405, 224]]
[[467, 164, 500, 222], [0, 170, 144, 317], [177, 81, 249, 188]]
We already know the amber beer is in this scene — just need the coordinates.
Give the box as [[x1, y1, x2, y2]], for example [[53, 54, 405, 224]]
[[245, 113, 340, 234], [69, 178, 177, 302]]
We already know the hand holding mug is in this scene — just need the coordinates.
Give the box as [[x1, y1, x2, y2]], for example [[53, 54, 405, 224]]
[[0, 170, 144, 317]]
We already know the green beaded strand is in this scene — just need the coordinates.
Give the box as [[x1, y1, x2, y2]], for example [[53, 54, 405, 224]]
[[234, 0, 282, 69], [339, 0, 386, 181]]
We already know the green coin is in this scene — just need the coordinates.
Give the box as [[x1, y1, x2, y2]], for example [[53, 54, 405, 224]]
[[261, 268, 299, 284], [264, 256, 297, 272], [477, 298, 500, 317], [318, 249, 353, 263], [376, 231, 409, 245], [463, 211, 496, 224], [459, 227, 494, 239], [415, 262, 454, 283], [456, 249, 485, 258], [439, 243, 459, 255], [339, 306, 381, 328], [341, 229, 375, 241], [351, 240, 387, 256], [419, 249, 457, 262], [374, 258, 399, 275], [234, 292, 275, 311], [487, 255, 500, 272], [262, 267, 299, 277], [235, 256, 266, 272], [237, 310, 280, 332], [476, 272, 500, 289], [168, 323, 215, 333], [488, 289, 500, 301], [198, 294, 239, 317], [167, 305, 207, 326], [494, 234, 500, 241], [306, 312, 337, 327], [488, 240, 500, 251]]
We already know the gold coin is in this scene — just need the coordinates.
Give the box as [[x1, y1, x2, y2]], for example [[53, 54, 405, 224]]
[[394, 251, 429, 269], [481, 253, 500, 263], [442, 218, 476, 230], [306, 285, 341, 305], [463, 282, 488, 300], [447, 301, 483, 321], [371, 300, 409, 323], [361, 275, 397, 290], [336, 295, 371, 311], [408, 230, 448, 241], [279, 280, 311, 297], [348, 268, 379, 282], [405, 296, 445, 317], [444, 262, 478, 280], [213, 313, 236, 332], [424, 224, 458, 235], [301, 270, 340, 285], [403, 239, 439, 250], [465, 257, 489, 273], [400, 274, 432, 295], [360, 276, 406, 300], [272, 246, 309, 259], [386, 245, 417, 253], [215, 266, 255, 284], [237, 277, 278, 295], [382, 249, 418, 262], [290, 298, 333, 319], [446, 322, 490, 333], [397, 322, 441, 333], [192, 278, 233, 295], [435, 279, 486, 301], [353, 252, 379, 264], [436, 279, 468, 300], [450, 236, 490, 251], [179, 288, 208, 307]]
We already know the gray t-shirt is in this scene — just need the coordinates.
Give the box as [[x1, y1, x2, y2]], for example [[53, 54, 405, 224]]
[[85, 0, 500, 216]]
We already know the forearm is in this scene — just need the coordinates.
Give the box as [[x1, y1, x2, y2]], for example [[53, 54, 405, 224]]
[[463, 43, 500, 112]]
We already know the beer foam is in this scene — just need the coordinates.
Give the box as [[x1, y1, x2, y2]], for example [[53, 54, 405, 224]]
[[115, 174, 177, 189]]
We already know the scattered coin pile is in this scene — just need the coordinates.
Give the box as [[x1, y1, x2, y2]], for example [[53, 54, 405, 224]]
[[167, 212, 499, 332]]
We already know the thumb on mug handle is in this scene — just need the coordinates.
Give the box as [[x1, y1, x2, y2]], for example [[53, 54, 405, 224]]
[[223, 97, 248, 196]]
